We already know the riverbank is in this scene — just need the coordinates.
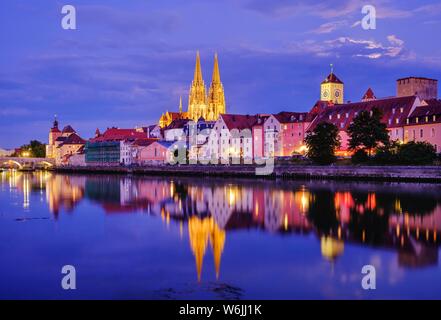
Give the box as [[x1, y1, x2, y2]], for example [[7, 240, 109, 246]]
[[55, 164, 441, 182]]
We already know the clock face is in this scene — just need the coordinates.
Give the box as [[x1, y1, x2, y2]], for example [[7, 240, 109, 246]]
[[334, 89, 341, 97], [323, 90, 329, 98]]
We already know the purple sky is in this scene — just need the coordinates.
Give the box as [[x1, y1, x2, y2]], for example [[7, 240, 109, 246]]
[[1, 0, 441, 149]]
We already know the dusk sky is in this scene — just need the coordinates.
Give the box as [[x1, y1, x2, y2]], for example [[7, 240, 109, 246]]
[[1, 0, 441, 149]]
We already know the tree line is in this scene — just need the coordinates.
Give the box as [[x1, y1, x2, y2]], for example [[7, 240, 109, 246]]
[[305, 108, 438, 165]]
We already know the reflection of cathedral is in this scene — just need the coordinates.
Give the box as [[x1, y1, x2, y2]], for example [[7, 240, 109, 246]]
[[158, 52, 226, 127], [188, 216, 225, 281], [4, 172, 441, 279]]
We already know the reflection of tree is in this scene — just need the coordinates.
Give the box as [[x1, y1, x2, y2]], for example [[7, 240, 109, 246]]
[[174, 182, 189, 201], [307, 190, 338, 235], [348, 192, 389, 245], [398, 194, 438, 217]]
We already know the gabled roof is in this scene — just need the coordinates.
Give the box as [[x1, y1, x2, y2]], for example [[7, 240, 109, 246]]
[[221, 114, 260, 130], [308, 95, 418, 132], [60, 133, 86, 146], [62, 125, 76, 134], [132, 138, 158, 147], [165, 119, 190, 130], [55, 136, 67, 142], [362, 88, 376, 101], [407, 99, 441, 124], [90, 128, 147, 142], [253, 115, 270, 126], [322, 73, 344, 84], [273, 111, 310, 124]]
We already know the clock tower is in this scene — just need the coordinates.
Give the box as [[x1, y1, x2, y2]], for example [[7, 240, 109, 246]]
[[321, 65, 344, 104]]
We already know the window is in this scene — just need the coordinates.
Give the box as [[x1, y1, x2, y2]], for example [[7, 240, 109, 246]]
[[337, 114, 341, 119], [433, 115, 437, 122], [400, 107, 404, 113], [396, 118, 399, 124], [346, 113, 349, 118], [420, 129, 424, 138], [416, 117, 419, 124], [329, 115, 332, 120], [432, 128, 435, 137], [426, 116, 429, 123], [392, 108, 395, 114]]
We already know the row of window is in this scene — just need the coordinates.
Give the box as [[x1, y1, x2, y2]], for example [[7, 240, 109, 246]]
[[406, 128, 437, 139], [409, 115, 437, 124]]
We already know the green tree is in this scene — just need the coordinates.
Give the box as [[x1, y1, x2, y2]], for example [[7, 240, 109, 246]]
[[397, 141, 436, 165], [305, 122, 341, 165], [373, 140, 400, 164], [348, 108, 390, 156], [29, 140, 46, 158], [12, 140, 46, 158]]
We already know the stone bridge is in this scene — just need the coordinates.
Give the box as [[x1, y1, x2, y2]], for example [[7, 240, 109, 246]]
[[0, 157, 55, 170]]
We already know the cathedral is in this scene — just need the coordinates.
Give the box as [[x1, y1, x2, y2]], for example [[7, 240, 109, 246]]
[[159, 52, 226, 127]]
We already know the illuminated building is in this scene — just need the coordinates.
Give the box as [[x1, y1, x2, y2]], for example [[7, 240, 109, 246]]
[[158, 52, 227, 127]]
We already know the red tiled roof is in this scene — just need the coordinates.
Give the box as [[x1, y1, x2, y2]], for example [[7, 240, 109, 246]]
[[50, 127, 61, 133], [132, 138, 158, 147], [165, 119, 190, 130], [407, 99, 441, 124], [62, 125, 75, 134], [273, 111, 309, 124], [308, 95, 418, 132], [321, 73, 344, 84], [221, 114, 260, 130], [362, 88, 376, 101], [309, 100, 332, 117], [90, 128, 147, 142], [60, 133, 86, 146]]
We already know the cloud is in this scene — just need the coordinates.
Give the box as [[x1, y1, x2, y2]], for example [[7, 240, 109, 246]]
[[310, 21, 348, 34], [323, 35, 407, 59]]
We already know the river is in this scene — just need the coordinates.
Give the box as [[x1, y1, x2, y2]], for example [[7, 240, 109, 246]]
[[0, 170, 440, 299]]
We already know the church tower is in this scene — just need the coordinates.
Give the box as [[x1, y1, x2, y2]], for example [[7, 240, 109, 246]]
[[207, 53, 226, 121], [46, 116, 61, 158], [188, 51, 208, 121], [321, 64, 344, 104]]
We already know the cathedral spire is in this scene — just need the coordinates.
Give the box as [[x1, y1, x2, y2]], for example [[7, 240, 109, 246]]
[[193, 51, 203, 83], [207, 53, 226, 121], [188, 51, 207, 121], [212, 53, 221, 84], [179, 96, 183, 113]]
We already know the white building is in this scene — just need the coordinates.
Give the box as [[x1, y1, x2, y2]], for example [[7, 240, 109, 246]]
[[208, 114, 258, 164], [164, 119, 189, 142]]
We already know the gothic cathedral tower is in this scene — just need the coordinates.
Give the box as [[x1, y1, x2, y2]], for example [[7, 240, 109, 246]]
[[320, 65, 344, 104], [187, 52, 226, 121], [188, 51, 208, 121], [207, 53, 226, 121]]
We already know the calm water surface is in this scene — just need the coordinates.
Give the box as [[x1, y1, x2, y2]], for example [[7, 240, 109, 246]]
[[0, 170, 440, 299]]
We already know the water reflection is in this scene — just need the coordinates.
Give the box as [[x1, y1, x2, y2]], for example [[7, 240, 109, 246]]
[[1, 170, 440, 281]]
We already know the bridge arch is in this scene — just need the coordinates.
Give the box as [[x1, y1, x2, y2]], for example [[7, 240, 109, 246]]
[[37, 161, 54, 168], [2, 160, 23, 169]]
